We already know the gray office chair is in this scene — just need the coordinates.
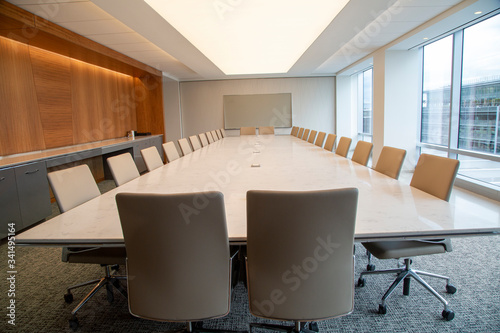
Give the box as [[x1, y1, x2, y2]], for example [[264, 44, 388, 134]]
[[116, 192, 246, 333], [351, 141, 373, 166], [140, 146, 163, 172], [259, 126, 275, 135], [246, 188, 359, 332], [178, 138, 193, 156], [290, 126, 299, 137], [358, 154, 460, 320], [189, 135, 202, 151], [302, 129, 310, 141], [106, 152, 140, 186], [315, 132, 326, 147], [241, 127, 256, 135], [373, 146, 407, 179], [307, 130, 317, 144], [297, 128, 304, 139], [335, 137, 352, 157], [163, 141, 181, 162], [47, 165, 127, 330], [323, 134, 337, 152], [199, 133, 209, 147]]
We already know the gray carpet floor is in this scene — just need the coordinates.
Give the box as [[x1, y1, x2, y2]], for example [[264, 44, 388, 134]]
[[1, 181, 499, 332]]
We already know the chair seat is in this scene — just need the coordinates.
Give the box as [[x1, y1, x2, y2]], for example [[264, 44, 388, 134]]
[[362, 240, 446, 259], [65, 247, 127, 265]]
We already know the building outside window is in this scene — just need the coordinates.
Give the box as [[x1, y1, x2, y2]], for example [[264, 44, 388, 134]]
[[420, 13, 500, 188], [357, 67, 373, 142]]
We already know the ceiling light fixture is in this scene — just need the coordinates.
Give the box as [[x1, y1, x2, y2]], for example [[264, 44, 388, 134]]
[[474, 11, 483, 15], [144, 0, 349, 75]]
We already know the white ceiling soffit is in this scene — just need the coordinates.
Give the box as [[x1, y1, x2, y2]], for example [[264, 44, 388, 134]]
[[6, 0, 477, 81]]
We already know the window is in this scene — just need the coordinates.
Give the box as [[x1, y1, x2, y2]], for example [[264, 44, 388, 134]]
[[420, 13, 500, 188], [357, 68, 373, 142]]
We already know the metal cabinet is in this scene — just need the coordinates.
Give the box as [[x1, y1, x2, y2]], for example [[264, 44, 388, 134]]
[[0, 168, 22, 239]]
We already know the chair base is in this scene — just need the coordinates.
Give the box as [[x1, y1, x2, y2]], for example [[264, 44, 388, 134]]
[[357, 258, 456, 320], [169, 321, 248, 333], [65, 265, 127, 331], [250, 321, 319, 333]]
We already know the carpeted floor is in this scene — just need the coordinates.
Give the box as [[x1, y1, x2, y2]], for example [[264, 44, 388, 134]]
[[1, 180, 499, 332]]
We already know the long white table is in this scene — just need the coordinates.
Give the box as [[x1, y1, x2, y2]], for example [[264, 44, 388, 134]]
[[16, 135, 500, 246]]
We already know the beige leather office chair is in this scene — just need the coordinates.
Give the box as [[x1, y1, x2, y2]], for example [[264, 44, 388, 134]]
[[211, 130, 219, 141], [189, 135, 202, 151], [216, 129, 223, 139], [246, 188, 359, 333], [163, 141, 181, 163], [220, 128, 226, 138], [297, 128, 304, 139], [315, 132, 326, 147], [47, 165, 126, 330], [307, 130, 317, 144], [199, 133, 209, 147], [323, 134, 337, 152], [106, 152, 140, 186], [178, 138, 193, 156], [358, 154, 460, 320], [373, 146, 407, 179], [259, 126, 275, 135], [140, 146, 163, 172], [241, 127, 256, 135], [116, 192, 245, 333], [335, 137, 352, 157], [206, 131, 215, 143], [302, 129, 310, 141], [290, 126, 299, 137], [351, 141, 373, 166]]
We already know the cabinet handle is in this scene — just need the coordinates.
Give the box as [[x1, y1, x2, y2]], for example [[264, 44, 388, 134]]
[[24, 169, 40, 175], [0, 177, 5, 182]]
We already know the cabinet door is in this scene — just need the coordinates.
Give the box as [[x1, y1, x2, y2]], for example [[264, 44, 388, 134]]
[[14, 161, 51, 227], [0, 168, 22, 239]]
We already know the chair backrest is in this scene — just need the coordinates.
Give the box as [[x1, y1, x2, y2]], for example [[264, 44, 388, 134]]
[[410, 154, 459, 201], [189, 135, 202, 151], [240, 127, 256, 135], [246, 188, 358, 321], [47, 164, 100, 213], [211, 130, 219, 141], [178, 138, 193, 156], [259, 126, 275, 135], [374, 146, 407, 179], [198, 133, 209, 147], [162, 141, 180, 163], [206, 131, 215, 143], [324, 134, 337, 151], [315, 132, 326, 147], [220, 129, 226, 138], [335, 137, 352, 157], [216, 129, 223, 139], [297, 128, 304, 139], [302, 129, 310, 141], [351, 141, 373, 166], [290, 126, 299, 136], [106, 152, 140, 186], [116, 191, 231, 322], [307, 130, 317, 143], [140, 146, 164, 172]]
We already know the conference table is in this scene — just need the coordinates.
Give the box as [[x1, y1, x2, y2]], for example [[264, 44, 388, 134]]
[[16, 135, 500, 247]]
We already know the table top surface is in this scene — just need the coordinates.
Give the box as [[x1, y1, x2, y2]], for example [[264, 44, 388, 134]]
[[16, 135, 500, 246]]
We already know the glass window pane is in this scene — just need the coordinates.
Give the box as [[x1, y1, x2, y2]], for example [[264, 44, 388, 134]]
[[363, 68, 373, 134], [458, 154, 500, 186], [459, 14, 500, 154], [421, 35, 453, 146]]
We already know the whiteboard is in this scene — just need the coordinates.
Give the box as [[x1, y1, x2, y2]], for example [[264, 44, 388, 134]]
[[223, 93, 292, 129]]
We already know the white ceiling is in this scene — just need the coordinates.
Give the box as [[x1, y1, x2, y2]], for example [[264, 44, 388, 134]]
[[6, 0, 499, 81]]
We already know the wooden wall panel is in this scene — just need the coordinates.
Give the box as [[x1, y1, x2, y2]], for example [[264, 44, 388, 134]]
[[30, 46, 74, 148], [0, 37, 45, 155], [135, 75, 164, 135], [117, 73, 137, 135]]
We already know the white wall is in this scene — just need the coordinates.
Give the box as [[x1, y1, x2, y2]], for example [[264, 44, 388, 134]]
[[179, 77, 335, 138]]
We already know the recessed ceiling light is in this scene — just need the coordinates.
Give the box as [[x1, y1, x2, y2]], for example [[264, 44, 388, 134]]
[[423, 37, 429, 40], [474, 11, 482, 15], [144, 0, 349, 75]]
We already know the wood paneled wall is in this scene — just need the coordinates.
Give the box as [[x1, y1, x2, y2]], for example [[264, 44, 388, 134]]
[[0, 1, 164, 157]]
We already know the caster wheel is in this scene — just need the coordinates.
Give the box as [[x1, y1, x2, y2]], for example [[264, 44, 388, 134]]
[[357, 278, 365, 287], [442, 309, 455, 321], [64, 293, 73, 304], [366, 264, 375, 271], [69, 317, 79, 331], [378, 304, 387, 314], [308, 322, 319, 332], [446, 284, 457, 294], [111, 264, 120, 271]]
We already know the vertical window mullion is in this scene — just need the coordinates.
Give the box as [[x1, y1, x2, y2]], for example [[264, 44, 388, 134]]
[[449, 30, 463, 159]]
